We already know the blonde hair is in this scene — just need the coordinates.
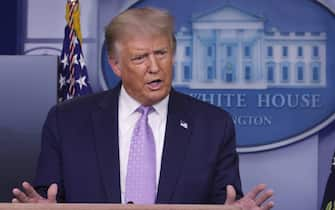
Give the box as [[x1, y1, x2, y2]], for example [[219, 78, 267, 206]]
[[105, 7, 176, 56]]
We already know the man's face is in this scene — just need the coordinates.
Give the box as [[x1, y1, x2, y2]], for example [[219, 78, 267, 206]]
[[109, 35, 174, 106]]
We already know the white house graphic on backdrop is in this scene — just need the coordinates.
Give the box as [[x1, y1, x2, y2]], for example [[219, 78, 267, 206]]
[[173, 5, 327, 89]]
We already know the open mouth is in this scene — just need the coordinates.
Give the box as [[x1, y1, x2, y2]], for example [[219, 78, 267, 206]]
[[146, 79, 163, 90]]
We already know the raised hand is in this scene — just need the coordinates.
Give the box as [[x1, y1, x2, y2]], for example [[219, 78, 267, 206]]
[[225, 184, 274, 210], [12, 181, 57, 203]]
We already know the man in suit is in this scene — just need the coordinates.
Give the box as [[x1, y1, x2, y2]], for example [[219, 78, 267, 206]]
[[12, 7, 273, 209]]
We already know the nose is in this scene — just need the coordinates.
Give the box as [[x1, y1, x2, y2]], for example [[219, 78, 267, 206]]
[[147, 54, 159, 73]]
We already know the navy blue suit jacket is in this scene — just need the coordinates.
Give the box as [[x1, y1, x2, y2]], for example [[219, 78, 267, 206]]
[[34, 84, 242, 203]]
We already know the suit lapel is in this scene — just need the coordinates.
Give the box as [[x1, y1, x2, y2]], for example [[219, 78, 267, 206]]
[[156, 90, 192, 203], [92, 85, 121, 203]]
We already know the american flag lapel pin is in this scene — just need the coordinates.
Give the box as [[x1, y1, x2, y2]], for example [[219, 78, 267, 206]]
[[180, 120, 188, 129]]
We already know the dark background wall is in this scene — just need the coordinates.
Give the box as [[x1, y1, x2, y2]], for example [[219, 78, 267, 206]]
[[0, 1, 23, 55]]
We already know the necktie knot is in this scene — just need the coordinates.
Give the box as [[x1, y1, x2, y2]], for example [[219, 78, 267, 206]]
[[137, 105, 154, 117]]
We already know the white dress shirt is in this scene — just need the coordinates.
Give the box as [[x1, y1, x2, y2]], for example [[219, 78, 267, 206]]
[[118, 85, 169, 203]]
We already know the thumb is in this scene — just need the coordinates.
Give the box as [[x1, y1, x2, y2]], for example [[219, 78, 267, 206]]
[[47, 183, 58, 203], [225, 185, 237, 205]]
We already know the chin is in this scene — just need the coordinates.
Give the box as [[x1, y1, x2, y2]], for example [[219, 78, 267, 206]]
[[146, 93, 168, 105]]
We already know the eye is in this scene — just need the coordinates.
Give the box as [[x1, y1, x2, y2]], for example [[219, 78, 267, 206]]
[[154, 49, 168, 58], [131, 54, 147, 64]]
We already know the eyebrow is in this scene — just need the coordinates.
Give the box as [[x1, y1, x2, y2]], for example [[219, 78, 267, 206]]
[[154, 47, 168, 52], [132, 46, 169, 52]]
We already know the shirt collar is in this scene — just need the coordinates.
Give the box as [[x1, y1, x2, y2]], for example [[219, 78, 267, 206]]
[[119, 85, 169, 118]]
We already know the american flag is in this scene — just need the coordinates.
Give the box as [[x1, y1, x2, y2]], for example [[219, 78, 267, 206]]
[[58, 0, 92, 102], [321, 152, 335, 210]]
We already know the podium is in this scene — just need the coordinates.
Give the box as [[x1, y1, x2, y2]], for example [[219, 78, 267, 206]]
[[0, 204, 240, 210]]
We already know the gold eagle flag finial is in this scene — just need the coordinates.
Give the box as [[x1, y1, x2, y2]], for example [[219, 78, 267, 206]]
[[65, 0, 82, 43]]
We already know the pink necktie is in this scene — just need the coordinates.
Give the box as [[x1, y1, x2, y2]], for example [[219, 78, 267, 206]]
[[125, 105, 156, 204]]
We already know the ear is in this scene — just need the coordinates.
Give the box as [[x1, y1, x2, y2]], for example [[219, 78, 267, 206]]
[[108, 55, 122, 78]]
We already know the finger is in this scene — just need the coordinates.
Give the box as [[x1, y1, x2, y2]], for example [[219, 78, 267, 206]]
[[12, 188, 29, 202], [262, 201, 274, 210], [245, 184, 267, 200], [224, 185, 236, 205], [47, 183, 58, 203], [12, 198, 19, 203], [255, 189, 273, 206], [22, 181, 42, 199]]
